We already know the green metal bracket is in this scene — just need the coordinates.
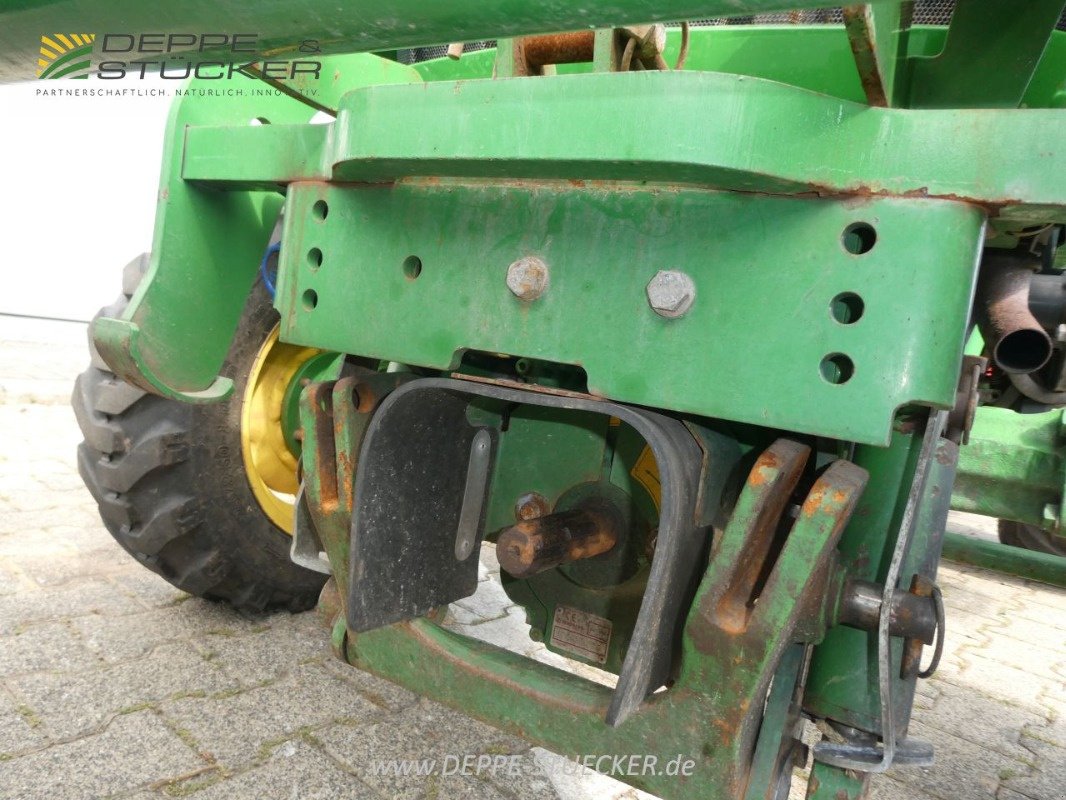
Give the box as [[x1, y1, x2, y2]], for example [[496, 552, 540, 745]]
[[905, 0, 1066, 108], [90, 55, 421, 401], [91, 88, 311, 402], [298, 372, 416, 602], [245, 52, 421, 115], [805, 760, 870, 799], [278, 179, 980, 446]]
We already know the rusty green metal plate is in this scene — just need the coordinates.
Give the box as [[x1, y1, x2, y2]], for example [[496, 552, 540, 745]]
[[277, 180, 980, 445]]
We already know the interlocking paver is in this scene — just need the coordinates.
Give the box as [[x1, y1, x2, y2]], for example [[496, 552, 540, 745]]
[[159, 662, 384, 769], [0, 577, 145, 635], [999, 735, 1066, 800], [0, 685, 48, 757], [957, 633, 1066, 682], [0, 330, 1063, 800], [991, 613, 1066, 654], [890, 720, 1033, 800], [0, 710, 205, 800], [73, 601, 264, 664], [109, 570, 190, 609], [8, 641, 236, 740], [316, 698, 528, 800], [0, 620, 101, 675], [191, 612, 329, 688], [941, 655, 1056, 713], [316, 652, 421, 712], [168, 739, 378, 800], [918, 681, 1047, 762]]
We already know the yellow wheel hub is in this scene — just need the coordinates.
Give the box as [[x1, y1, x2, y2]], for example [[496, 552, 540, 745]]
[[240, 325, 325, 534]]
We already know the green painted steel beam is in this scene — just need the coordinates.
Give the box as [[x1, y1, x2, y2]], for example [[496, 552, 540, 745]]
[[953, 406, 1065, 532], [942, 532, 1066, 587], [182, 124, 329, 189], [184, 71, 1066, 219], [328, 72, 1065, 218], [99, 49, 1066, 412]]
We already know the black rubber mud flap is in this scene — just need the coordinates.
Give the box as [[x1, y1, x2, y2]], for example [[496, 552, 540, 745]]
[[346, 377, 705, 726]]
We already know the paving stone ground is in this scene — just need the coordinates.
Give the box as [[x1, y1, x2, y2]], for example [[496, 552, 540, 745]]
[[0, 319, 1064, 800]]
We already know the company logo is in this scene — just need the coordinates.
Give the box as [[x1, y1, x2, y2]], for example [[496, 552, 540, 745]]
[[35, 32, 321, 81], [95, 34, 321, 80], [37, 34, 95, 79]]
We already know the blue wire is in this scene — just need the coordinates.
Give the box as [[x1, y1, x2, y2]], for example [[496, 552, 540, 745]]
[[260, 241, 281, 298]]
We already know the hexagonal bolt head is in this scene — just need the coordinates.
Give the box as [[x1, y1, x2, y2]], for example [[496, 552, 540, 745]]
[[514, 492, 550, 521], [507, 257, 550, 301], [646, 270, 696, 318]]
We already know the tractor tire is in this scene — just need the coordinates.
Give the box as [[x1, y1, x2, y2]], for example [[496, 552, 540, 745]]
[[73, 254, 327, 612], [997, 519, 1066, 558]]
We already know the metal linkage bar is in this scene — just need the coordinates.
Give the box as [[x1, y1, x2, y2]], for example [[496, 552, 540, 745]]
[[942, 533, 1066, 587]]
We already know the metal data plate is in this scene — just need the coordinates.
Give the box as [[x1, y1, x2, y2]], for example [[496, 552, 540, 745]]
[[279, 182, 982, 446]]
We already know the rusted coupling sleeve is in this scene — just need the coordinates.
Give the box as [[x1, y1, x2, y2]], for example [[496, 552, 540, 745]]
[[496, 504, 620, 579], [975, 253, 1053, 374], [837, 579, 937, 644], [521, 31, 596, 69]]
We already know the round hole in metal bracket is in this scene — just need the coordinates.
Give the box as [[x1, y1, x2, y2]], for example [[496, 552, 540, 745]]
[[403, 256, 423, 280], [307, 247, 323, 269], [820, 353, 854, 385], [830, 292, 865, 324], [312, 200, 329, 221], [302, 289, 318, 311], [250, 117, 270, 126], [842, 222, 877, 255]]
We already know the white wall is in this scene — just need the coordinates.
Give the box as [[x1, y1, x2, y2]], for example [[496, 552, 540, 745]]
[[0, 75, 170, 321]]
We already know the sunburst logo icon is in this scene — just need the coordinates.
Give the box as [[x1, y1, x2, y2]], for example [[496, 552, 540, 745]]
[[37, 34, 95, 79]]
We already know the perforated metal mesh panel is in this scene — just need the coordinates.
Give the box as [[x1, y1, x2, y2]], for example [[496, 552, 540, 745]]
[[693, 1, 1065, 30]]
